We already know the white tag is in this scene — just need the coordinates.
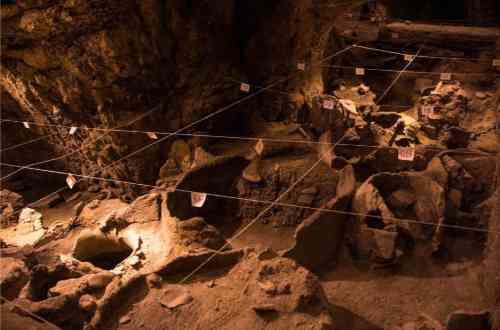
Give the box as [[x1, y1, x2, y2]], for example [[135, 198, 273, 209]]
[[66, 175, 77, 189], [23, 122, 30, 129], [297, 62, 306, 71], [69, 126, 78, 135], [404, 54, 415, 62], [323, 99, 335, 110], [240, 83, 250, 93], [392, 33, 399, 39], [440, 73, 451, 81], [191, 192, 207, 208], [493, 59, 500, 67], [355, 67, 365, 76], [398, 147, 415, 161], [254, 139, 264, 156], [147, 132, 158, 140]]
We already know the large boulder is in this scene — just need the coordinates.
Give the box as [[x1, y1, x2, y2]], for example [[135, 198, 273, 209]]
[[283, 165, 356, 271], [167, 155, 250, 223], [0, 189, 25, 226], [121, 193, 161, 224], [351, 171, 446, 258], [0, 257, 29, 300]]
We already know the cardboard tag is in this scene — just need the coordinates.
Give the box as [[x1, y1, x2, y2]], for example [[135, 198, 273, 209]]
[[191, 192, 207, 208], [23, 122, 30, 129], [404, 54, 415, 62], [255, 139, 264, 156], [493, 59, 500, 67], [66, 175, 77, 189], [297, 62, 306, 71], [440, 73, 451, 81], [323, 99, 335, 110], [398, 147, 415, 161], [355, 67, 365, 76], [147, 132, 158, 140], [69, 126, 78, 135], [240, 83, 250, 93]]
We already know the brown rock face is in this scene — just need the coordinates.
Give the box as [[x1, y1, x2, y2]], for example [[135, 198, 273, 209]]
[[2, 0, 347, 192]]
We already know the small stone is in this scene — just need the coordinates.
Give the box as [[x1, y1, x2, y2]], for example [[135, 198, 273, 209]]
[[128, 255, 141, 268], [146, 273, 162, 289], [159, 287, 193, 309], [242, 160, 262, 183], [474, 92, 487, 99], [119, 315, 131, 324], [448, 189, 462, 209], [87, 199, 100, 210], [88, 185, 101, 193], [257, 280, 276, 295], [79, 294, 96, 312]]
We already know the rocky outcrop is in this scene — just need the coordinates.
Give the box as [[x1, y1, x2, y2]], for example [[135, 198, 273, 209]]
[[283, 165, 356, 271]]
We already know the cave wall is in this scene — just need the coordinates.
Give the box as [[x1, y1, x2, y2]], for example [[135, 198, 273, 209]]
[[483, 37, 500, 330], [1, 0, 345, 190]]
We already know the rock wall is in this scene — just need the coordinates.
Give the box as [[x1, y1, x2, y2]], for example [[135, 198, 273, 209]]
[[483, 38, 500, 330], [1, 0, 345, 190]]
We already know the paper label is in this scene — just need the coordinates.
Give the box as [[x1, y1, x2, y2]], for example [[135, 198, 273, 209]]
[[404, 54, 415, 62], [147, 132, 159, 140], [355, 67, 365, 76], [440, 73, 451, 81], [66, 175, 77, 189], [191, 192, 207, 208], [240, 83, 250, 93], [69, 126, 78, 135], [297, 62, 305, 71], [255, 139, 264, 156], [323, 99, 335, 110], [398, 147, 415, 161], [23, 122, 30, 129]]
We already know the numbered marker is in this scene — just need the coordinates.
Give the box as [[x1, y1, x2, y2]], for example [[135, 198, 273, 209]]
[[355, 67, 365, 76], [440, 73, 451, 81], [240, 83, 250, 93], [69, 126, 78, 135], [398, 147, 415, 161], [323, 99, 335, 110], [404, 54, 415, 62], [66, 175, 77, 189], [297, 62, 306, 71], [493, 59, 500, 67], [191, 192, 207, 208], [147, 132, 158, 140], [23, 122, 30, 129], [255, 139, 264, 156]]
